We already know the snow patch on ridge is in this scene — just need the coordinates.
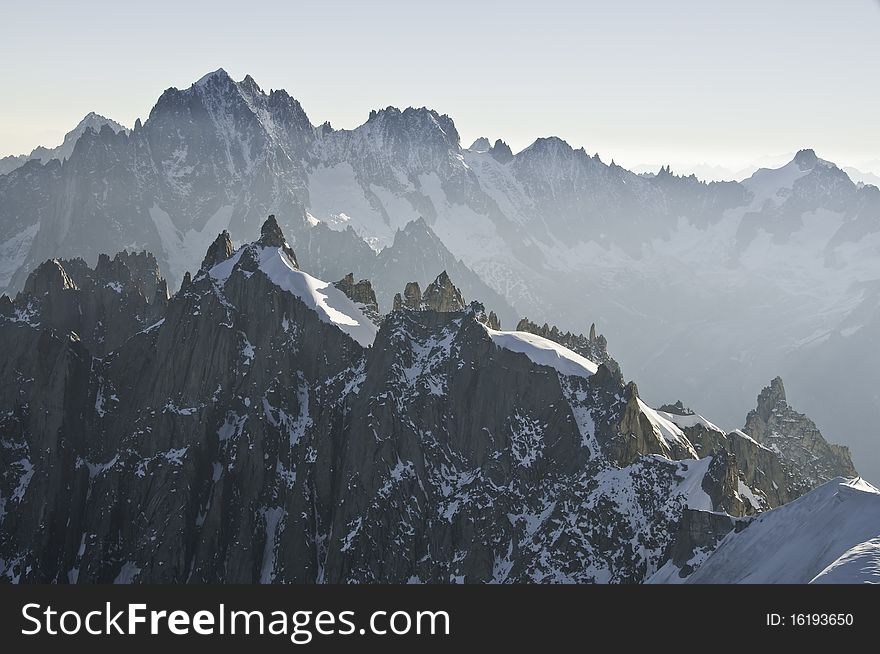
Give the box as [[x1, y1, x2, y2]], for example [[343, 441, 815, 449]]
[[208, 244, 377, 347], [638, 399, 697, 456], [811, 537, 880, 584], [255, 246, 378, 347], [657, 410, 724, 434], [483, 326, 598, 378]]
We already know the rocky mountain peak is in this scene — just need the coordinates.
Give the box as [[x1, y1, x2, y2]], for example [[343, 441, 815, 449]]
[[22, 259, 78, 296], [397, 216, 432, 240], [421, 271, 465, 312], [239, 74, 261, 94], [362, 106, 461, 151], [76, 111, 127, 136], [194, 67, 233, 88], [756, 376, 787, 421], [393, 281, 422, 311], [489, 139, 514, 163], [201, 230, 234, 271], [522, 136, 574, 158], [793, 148, 819, 170], [744, 377, 857, 488], [334, 272, 380, 322], [0, 110, 128, 175], [258, 215, 299, 267], [469, 137, 491, 152], [12, 250, 167, 356], [259, 214, 286, 247]]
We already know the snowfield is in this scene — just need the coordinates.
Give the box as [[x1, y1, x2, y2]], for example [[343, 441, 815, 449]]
[[685, 477, 880, 584]]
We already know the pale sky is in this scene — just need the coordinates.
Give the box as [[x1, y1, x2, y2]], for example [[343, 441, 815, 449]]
[[1, 0, 879, 172]]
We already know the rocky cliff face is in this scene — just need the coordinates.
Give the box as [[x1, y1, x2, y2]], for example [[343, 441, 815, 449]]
[[658, 386, 855, 511], [743, 377, 857, 487], [4, 250, 166, 357], [0, 218, 862, 584], [0, 216, 770, 584]]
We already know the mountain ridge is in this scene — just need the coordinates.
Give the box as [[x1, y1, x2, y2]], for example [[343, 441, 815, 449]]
[[1, 68, 879, 483], [1, 216, 865, 583]]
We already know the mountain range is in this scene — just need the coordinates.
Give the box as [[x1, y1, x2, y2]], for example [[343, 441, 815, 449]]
[[0, 112, 128, 177], [0, 71, 878, 489], [0, 215, 871, 583]]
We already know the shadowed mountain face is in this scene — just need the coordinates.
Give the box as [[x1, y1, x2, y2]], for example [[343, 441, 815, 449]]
[[1, 70, 879, 481], [0, 217, 863, 584]]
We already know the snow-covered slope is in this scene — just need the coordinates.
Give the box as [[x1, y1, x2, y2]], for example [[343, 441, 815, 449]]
[[741, 153, 816, 209], [686, 477, 880, 584], [484, 326, 598, 378], [810, 537, 880, 584], [255, 246, 377, 347], [638, 400, 699, 458], [657, 410, 724, 434], [209, 243, 378, 347]]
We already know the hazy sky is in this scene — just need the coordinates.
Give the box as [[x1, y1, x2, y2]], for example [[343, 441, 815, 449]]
[[2, 0, 879, 171]]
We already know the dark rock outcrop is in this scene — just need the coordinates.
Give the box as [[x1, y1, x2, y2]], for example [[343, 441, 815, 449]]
[[489, 139, 514, 163], [421, 271, 465, 312], [259, 215, 299, 267], [10, 251, 167, 356], [200, 230, 234, 271], [660, 509, 747, 581], [393, 281, 422, 311], [334, 273, 381, 325], [658, 401, 694, 416], [0, 217, 750, 584], [743, 377, 857, 487]]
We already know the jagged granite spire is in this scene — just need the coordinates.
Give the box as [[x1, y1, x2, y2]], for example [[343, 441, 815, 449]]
[[515, 317, 622, 381], [755, 376, 786, 422], [421, 271, 465, 312], [393, 281, 422, 311], [744, 377, 857, 486], [391, 273, 466, 313], [334, 273, 381, 326], [13, 252, 167, 356], [201, 230, 234, 271], [258, 215, 299, 268]]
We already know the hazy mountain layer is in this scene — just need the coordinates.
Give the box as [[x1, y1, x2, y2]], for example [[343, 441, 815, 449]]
[[1, 69, 878, 481]]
